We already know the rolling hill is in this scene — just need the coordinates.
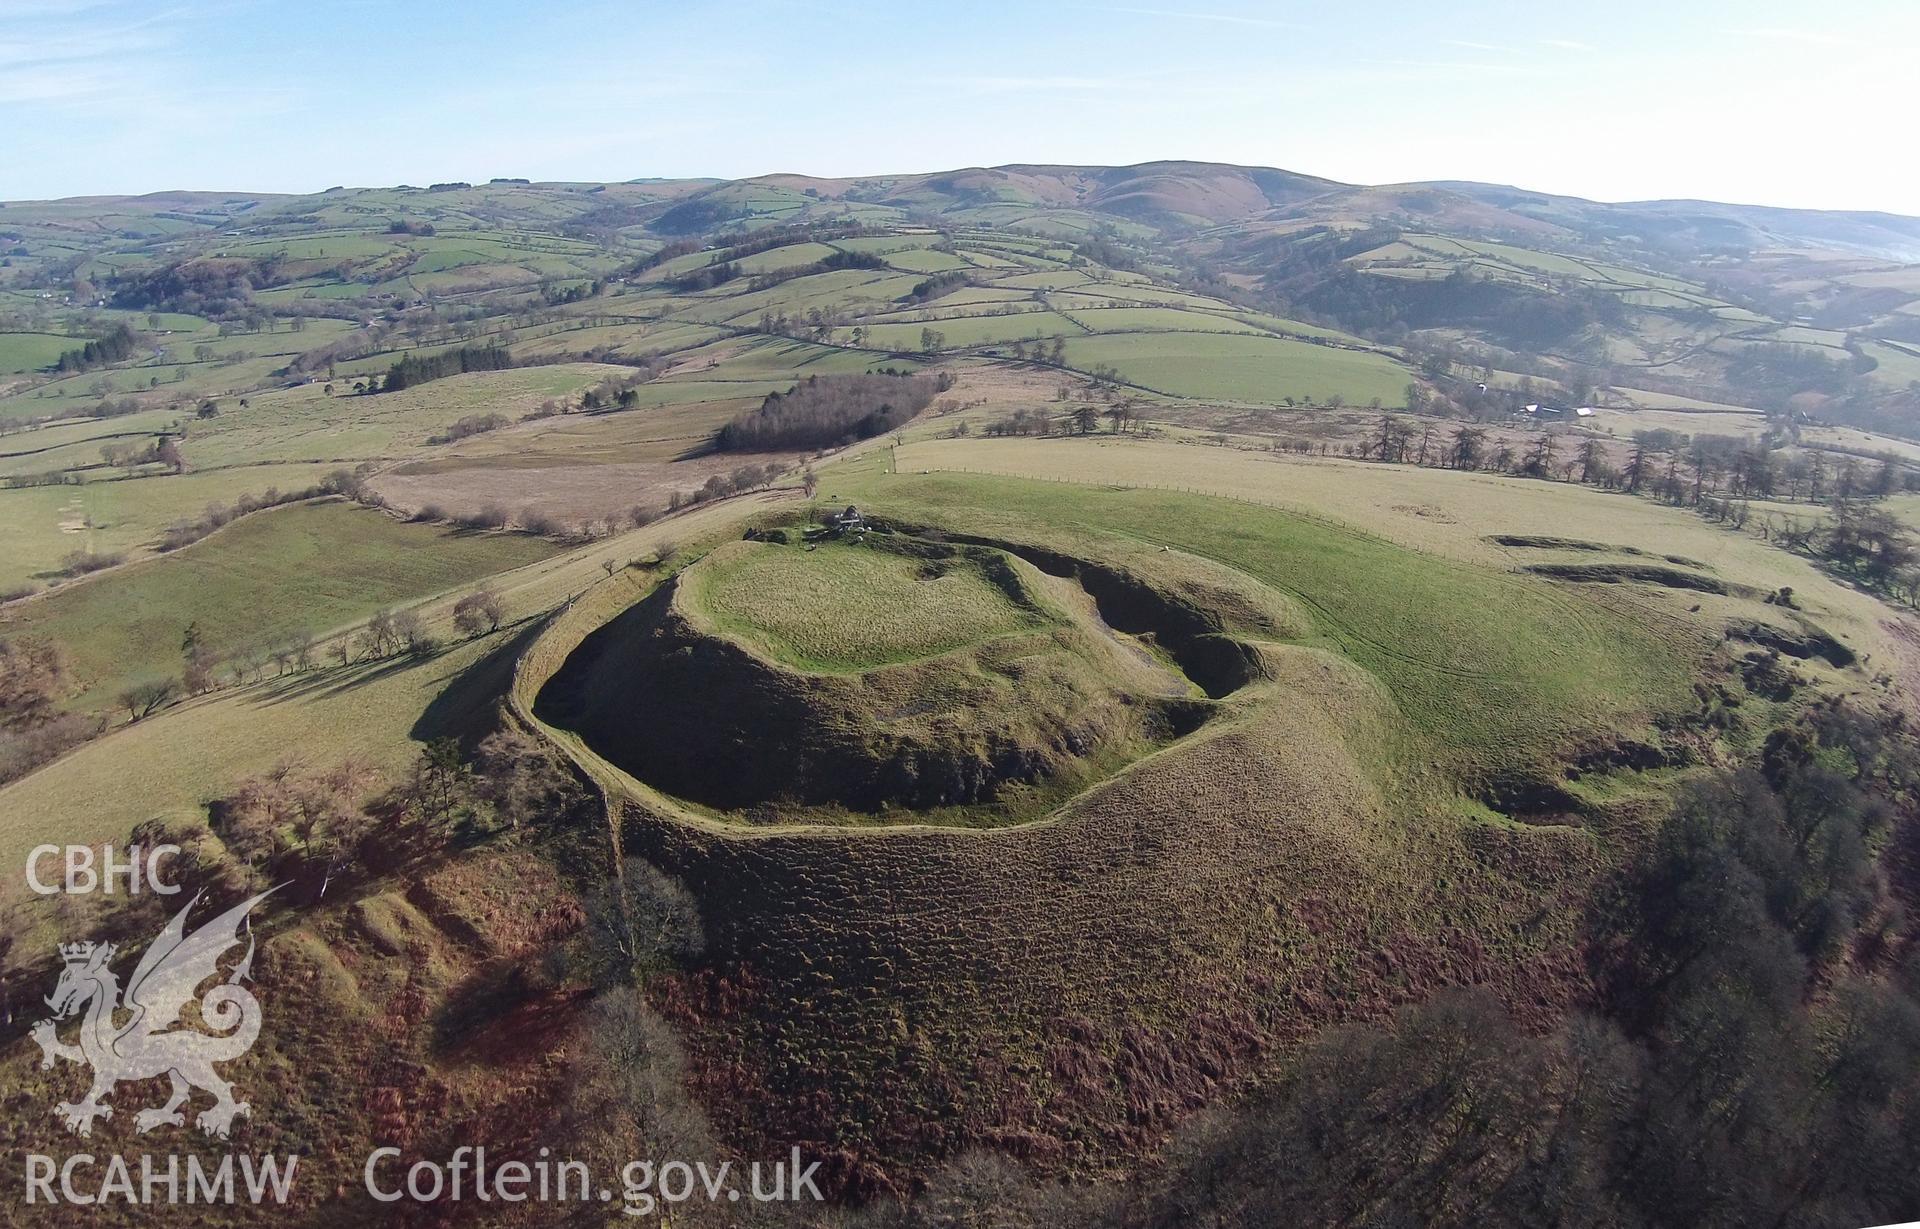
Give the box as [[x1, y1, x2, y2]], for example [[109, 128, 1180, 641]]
[[4, 156, 1920, 1226]]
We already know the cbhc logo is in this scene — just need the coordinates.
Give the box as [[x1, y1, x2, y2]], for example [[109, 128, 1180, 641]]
[[26, 844, 182, 896]]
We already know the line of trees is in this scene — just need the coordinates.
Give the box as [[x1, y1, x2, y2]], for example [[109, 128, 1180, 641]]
[[98, 436, 183, 474], [984, 400, 1145, 437], [743, 249, 885, 292], [53, 323, 138, 373], [668, 460, 786, 509], [904, 271, 971, 304], [701, 222, 890, 268], [712, 371, 949, 453], [1342, 414, 1920, 602], [667, 261, 740, 293], [379, 343, 513, 393], [156, 481, 333, 552]]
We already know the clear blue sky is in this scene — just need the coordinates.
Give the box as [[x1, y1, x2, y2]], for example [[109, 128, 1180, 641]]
[[3, 0, 1914, 213]]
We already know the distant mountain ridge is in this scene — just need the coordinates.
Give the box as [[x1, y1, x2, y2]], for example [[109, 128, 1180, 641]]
[[703, 161, 1920, 261], [20, 160, 1919, 260]]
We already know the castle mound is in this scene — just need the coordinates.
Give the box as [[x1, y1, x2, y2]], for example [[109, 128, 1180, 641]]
[[534, 535, 1230, 820]]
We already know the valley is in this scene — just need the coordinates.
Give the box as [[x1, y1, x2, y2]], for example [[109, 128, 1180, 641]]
[[3, 158, 1919, 1226]]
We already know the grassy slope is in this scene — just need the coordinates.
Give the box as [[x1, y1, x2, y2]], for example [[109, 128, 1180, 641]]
[[0, 499, 556, 708], [1062, 331, 1411, 406], [842, 465, 1693, 786], [0, 492, 786, 889], [0, 462, 341, 590], [0, 635, 506, 890], [890, 434, 1899, 668]]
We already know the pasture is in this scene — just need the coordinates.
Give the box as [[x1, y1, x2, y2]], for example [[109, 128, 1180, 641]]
[[0, 499, 556, 709], [0, 333, 76, 374], [0, 462, 341, 590], [837, 466, 1693, 783], [0, 493, 792, 891], [177, 363, 635, 469], [1061, 332, 1411, 406], [887, 434, 1899, 669], [0, 633, 505, 888], [686, 539, 1051, 672]]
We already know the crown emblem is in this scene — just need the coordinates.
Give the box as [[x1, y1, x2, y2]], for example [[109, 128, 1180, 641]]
[[34, 888, 275, 1141]]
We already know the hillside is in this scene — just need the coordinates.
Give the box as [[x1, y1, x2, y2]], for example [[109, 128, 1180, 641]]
[[3, 158, 1920, 1226], [6, 160, 1918, 452]]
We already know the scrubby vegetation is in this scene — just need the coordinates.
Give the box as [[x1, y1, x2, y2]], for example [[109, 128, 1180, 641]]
[[850, 701, 1920, 1229], [0, 638, 97, 784], [427, 411, 510, 444]]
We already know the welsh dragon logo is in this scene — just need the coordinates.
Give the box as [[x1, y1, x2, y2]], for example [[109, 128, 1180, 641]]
[[31, 889, 274, 1139]]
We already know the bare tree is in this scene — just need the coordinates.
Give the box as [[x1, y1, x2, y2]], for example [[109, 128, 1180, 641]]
[[585, 863, 707, 986], [119, 678, 179, 721], [452, 589, 506, 637]]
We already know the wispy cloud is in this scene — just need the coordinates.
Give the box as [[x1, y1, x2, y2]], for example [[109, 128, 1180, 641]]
[[1351, 56, 1551, 79], [0, 60, 121, 104], [0, 0, 119, 15], [0, 2, 209, 113], [1538, 37, 1593, 51], [951, 73, 1133, 94], [1738, 27, 1868, 48], [1105, 6, 1300, 29]]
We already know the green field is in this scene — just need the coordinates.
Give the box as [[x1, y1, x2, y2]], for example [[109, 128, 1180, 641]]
[[0, 423, 184, 480], [0, 633, 535, 901], [0, 499, 556, 708], [1865, 340, 1920, 388], [1055, 306, 1266, 336], [841, 311, 1082, 351], [0, 462, 341, 590], [0, 332, 77, 374], [176, 363, 633, 469], [686, 539, 1052, 671], [1060, 332, 1411, 406]]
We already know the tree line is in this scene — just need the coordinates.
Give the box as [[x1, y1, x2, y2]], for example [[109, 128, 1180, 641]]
[[743, 249, 885, 293], [1341, 414, 1920, 604], [379, 342, 513, 393], [713, 371, 949, 453], [52, 323, 138, 373], [905, 271, 971, 304]]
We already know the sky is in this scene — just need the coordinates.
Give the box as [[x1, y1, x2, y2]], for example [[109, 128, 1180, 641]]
[[2, 0, 1916, 214]]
